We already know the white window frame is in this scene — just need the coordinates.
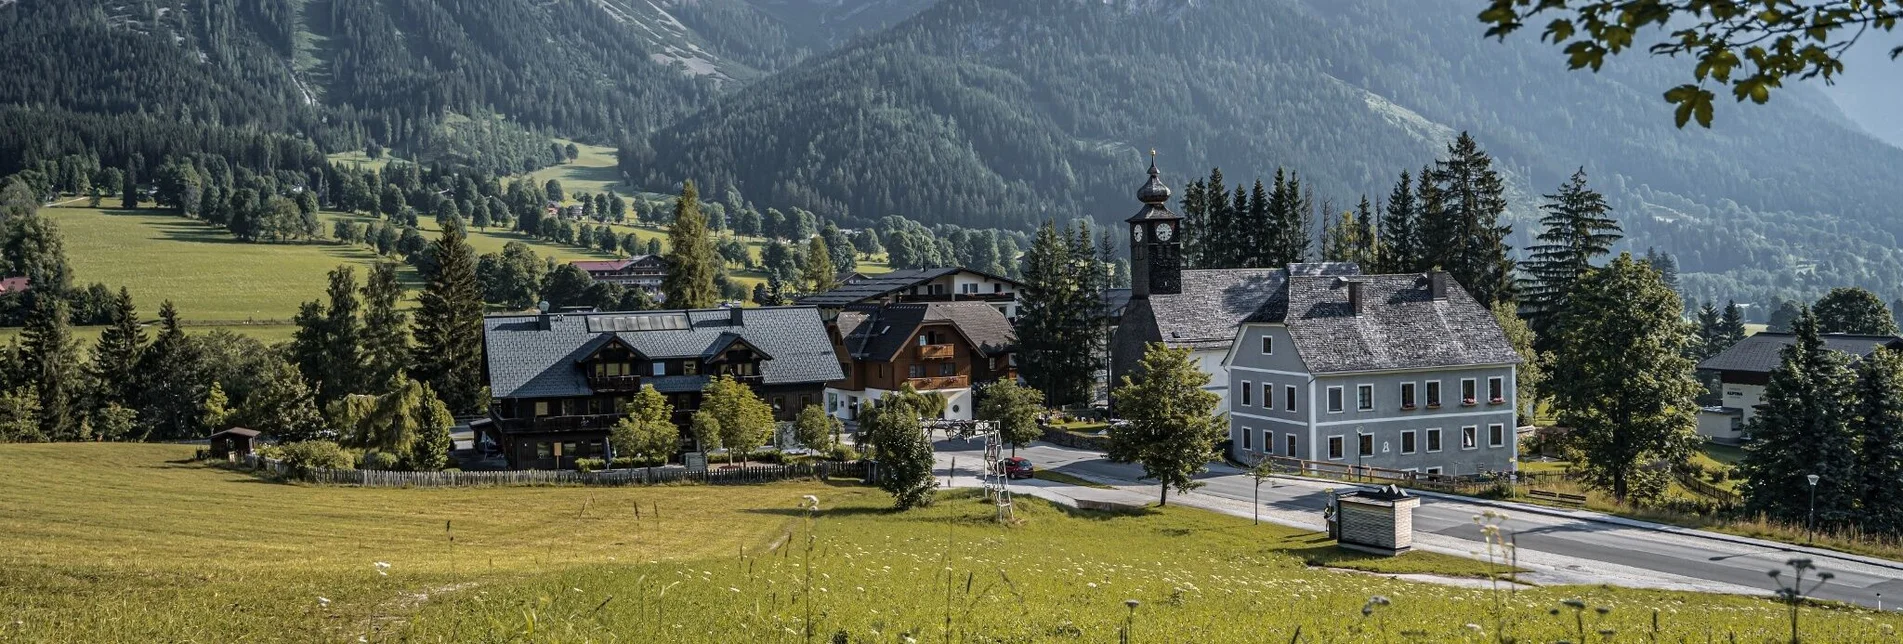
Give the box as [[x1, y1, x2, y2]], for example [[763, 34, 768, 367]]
[[1326, 435, 1345, 460], [1240, 380, 1253, 407], [1426, 428, 1443, 453], [1425, 466, 1443, 475], [1488, 423, 1505, 448], [1260, 335, 1273, 355], [1488, 376, 1505, 402], [1263, 382, 1274, 411], [1241, 425, 1253, 450], [1461, 378, 1478, 404], [1400, 382, 1417, 409], [1285, 385, 1298, 413], [1326, 386, 1345, 413], [1356, 384, 1374, 411], [1461, 425, 1479, 450], [1400, 429, 1417, 455], [1357, 433, 1374, 457], [1425, 380, 1442, 407], [1284, 433, 1297, 457], [1263, 429, 1273, 455]]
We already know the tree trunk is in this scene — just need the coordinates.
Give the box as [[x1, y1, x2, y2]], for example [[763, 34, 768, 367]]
[[1159, 484, 1169, 507]]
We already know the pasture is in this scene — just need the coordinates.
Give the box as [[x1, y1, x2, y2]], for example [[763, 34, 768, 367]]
[[0, 443, 1895, 642]]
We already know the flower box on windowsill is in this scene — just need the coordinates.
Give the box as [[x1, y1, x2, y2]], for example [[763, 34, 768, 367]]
[[1426, 403, 1441, 410], [1488, 397, 1506, 405], [1461, 398, 1478, 407], [1400, 404, 1418, 411]]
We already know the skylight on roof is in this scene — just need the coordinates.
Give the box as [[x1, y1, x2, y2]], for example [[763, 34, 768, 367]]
[[585, 313, 692, 333]]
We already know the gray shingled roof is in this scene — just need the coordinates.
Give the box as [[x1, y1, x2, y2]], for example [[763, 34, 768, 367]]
[[1146, 263, 1362, 350], [796, 267, 1021, 307], [1698, 332, 1903, 374], [840, 301, 1016, 361], [483, 307, 843, 399], [1252, 273, 1521, 373]]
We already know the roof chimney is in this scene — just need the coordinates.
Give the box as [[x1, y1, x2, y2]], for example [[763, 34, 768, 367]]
[[729, 306, 744, 326], [537, 300, 553, 330], [1427, 272, 1449, 301], [1347, 281, 1366, 317]]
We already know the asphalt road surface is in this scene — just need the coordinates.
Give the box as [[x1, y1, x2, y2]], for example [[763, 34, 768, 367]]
[[934, 437, 1903, 609]]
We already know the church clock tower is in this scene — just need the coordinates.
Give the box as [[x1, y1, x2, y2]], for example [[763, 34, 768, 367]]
[[1127, 153, 1184, 299]]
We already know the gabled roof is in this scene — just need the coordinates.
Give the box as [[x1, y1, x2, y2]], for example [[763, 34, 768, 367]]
[[208, 427, 261, 439], [1145, 263, 1361, 350], [571, 259, 634, 272], [0, 277, 29, 294], [796, 267, 1022, 307], [483, 307, 843, 399], [838, 301, 1016, 361], [1249, 273, 1521, 373], [1698, 332, 1903, 374]]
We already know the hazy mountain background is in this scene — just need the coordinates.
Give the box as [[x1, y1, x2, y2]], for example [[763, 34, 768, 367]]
[[2, 0, 1900, 308]]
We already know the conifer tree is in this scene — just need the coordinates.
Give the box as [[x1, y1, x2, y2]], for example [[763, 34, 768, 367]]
[[1108, 343, 1226, 507], [86, 287, 144, 410], [1379, 170, 1420, 273], [662, 181, 719, 309], [1352, 195, 1378, 268], [410, 219, 486, 414], [1856, 348, 1903, 535], [22, 297, 81, 441], [1694, 301, 1725, 360], [1243, 179, 1270, 267], [1016, 221, 1098, 407], [360, 262, 409, 391], [1521, 168, 1621, 352], [803, 234, 837, 293], [136, 301, 206, 439], [320, 266, 365, 404], [1719, 300, 1748, 349], [409, 384, 454, 471], [1550, 254, 1701, 504], [1740, 307, 1862, 527], [863, 384, 942, 509], [1179, 177, 1208, 268], [1425, 132, 1516, 307]]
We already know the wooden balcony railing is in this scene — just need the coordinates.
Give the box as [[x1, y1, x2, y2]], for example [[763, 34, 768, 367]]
[[587, 374, 643, 393], [498, 413, 625, 433], [916, 344, 955, 360], [907, 375, 969, 390]]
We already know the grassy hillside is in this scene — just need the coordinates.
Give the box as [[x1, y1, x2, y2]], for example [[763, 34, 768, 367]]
[[0, 444, 1893, 641]]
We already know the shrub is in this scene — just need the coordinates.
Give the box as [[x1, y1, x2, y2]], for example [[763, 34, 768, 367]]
[[611, 456, 640, 469], [575, 458, 606, 473], [359, 451, 401, 471], [746, 449, 785, 464], [278, 441, 353, 475], [827, 444, 862, 462]]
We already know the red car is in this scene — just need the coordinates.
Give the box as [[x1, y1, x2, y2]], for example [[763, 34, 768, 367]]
[[1000, 457, 1034, 480]]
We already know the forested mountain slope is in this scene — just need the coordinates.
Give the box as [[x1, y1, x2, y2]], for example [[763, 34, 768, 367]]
[[643, 0, 1903, 305]]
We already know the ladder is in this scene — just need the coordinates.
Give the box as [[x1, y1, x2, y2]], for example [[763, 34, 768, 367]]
[[979, 422, 1013, 521]]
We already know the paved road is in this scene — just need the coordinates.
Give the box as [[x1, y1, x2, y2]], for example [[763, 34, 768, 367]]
[[934, 437, 1903, 609]]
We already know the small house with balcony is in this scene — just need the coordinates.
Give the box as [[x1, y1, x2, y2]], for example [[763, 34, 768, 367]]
[[800, 267, 1024, 320], [571, 256, 668, 292], [1695, 332, 1903, 441], [479, 306, 843, 469], [825, 301, 1017, 421]]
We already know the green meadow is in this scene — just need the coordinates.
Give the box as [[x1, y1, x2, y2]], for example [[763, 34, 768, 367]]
[[0, 443, 1894, 642]]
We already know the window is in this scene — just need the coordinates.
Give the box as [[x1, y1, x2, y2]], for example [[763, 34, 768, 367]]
[[1488, 377, 1505, 403], [773, 397, 786, 413], [993, 283, 1003, 293], [938, 362, 955, 376], [1356, 384, 1374, 411], [1241, 426, 1253, 450], [1461, 425, 1478, 450], [652, 362, 666, 376], [1425, 381, 1442, 407], [1358, 433, 1374, 457], [1461, 378, 1478, 404], [1327, 436, 1344, 460], [1489, 423, 1505, 447], [1260, 335, 1274, 354], [1400, 382, 1417, 409], [909, 364, 925, 378], [682, 360, 698, 376], [1327, 387, 1344, 413], [1401, 430, 1417, 454], [1425, 466, 1442, 475], [1240, 381, 1253, 406], [1263, 429, 1273, 454], [534, 401, 549, 417], [841, 362, 853, 378], [1426, 428, 1443, 453], [1263, 383, 1274, 411], [800, 395, 812, 410], [1285, 434, 1297, 457], [1286, 386, 1298, 413]]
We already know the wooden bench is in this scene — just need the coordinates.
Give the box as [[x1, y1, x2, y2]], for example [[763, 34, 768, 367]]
[[1526, 488, 1588, 506]]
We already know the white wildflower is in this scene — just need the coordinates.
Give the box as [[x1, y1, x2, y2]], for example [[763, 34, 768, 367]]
[[317, 597, 331, 607]]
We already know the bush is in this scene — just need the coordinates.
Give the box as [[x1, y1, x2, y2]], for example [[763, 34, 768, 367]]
[[611, 456, 640, 469], [575, 458, 606, 472], [359, 451, 401, 471], [278, 441, 353, 475], [745, 449, 785, 464], [827, 445, 862, 462]]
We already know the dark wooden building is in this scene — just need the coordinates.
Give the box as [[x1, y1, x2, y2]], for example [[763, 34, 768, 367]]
[[207, 427, 260, 459], [480, 307, 844, 469], [570, 256, 668, 292]]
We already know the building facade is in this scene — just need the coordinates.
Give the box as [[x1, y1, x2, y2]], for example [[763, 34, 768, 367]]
[[1222, 273, 1522, 475], [1695, 332, 1903, 440], [802, 267, 1023, 320], [479, 307, 843, 469], [825, 301, 1017, 421], [571, 256, 668, 291]]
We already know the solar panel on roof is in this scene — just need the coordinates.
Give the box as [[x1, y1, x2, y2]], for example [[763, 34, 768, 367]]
[[585, 313, 691, 333]]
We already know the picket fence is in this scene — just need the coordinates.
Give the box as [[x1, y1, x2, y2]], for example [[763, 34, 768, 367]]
[[227, 453, 872, 488]]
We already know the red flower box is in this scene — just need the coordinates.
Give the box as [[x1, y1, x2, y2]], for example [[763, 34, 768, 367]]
[[1488, 397, 1506, 405], [1461, 398, 1477, 407]]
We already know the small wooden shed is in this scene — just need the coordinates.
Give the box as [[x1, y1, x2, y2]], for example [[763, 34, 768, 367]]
[[207, 428, 261, 460], [1329, 485, 1422, 556]]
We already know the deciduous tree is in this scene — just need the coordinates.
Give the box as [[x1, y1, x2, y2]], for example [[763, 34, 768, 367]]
[[242, 361, 327, 443], [793, 404, 837, 452], [612, 385, 679, 462], [1108, 344, 1226, 507], [977, 379, 1044, 455], [862, 384, 940, 509], [701, 375, 775, 463], [1812, 287, 1898, 336]]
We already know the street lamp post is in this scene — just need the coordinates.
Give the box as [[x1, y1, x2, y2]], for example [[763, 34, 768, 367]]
[[1354, 426, 1366, 482], [1806, 474, 1821, 543]]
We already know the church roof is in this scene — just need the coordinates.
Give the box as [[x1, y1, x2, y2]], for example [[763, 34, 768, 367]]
[[1127, 157, 1182, 224], [1144, 263, 1361, 350]]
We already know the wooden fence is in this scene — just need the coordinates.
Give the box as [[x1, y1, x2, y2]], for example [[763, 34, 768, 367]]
[[1674, 469, 1742, 506], [1248, 455, 1528, 496], [227, 454, 871, 488]]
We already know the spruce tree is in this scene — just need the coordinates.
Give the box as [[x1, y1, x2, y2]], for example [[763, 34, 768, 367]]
[[1740, 307, 1861, 527], [1719, 300, 1748, 349], [136, 301, 205, 439], [662, 181, 718, 309], [1244, 179, 1270, 267], [802, 235, 838, 293], [361, 262, 409, 391], [1352, 195, 1378, 268], [410, 219, 486, 414], [22, 297, 82, 440], [1263, 168, 1297, 267], [1204, 169, 1230, 268], [1856, 348, 1903, 535], [1379, 170, 1420, 273], [1179, 177, 1208, 268], [1694, 301, 1724, 360], [1520, 168, 1621, 351], [86, 287, 144, 410], [319, 266, 365, 405], [1426, 132, 1516, 307], [409, 384, 454, 471], [1550, 254, 1702, 504]]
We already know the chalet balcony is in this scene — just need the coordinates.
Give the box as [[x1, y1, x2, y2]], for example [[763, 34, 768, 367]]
[[916, 344, 955, 360], [588, 374, 643, 393], [496, 413, 625, 433], [712, 369, 765, 383], [907, 375, 970, 390]]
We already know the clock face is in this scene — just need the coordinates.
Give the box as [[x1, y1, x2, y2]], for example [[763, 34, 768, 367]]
[[1156, 222, 1175, 242], [1132, 224, 1144, 243]]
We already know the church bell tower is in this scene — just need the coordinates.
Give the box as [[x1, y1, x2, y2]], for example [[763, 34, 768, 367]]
[[1127, 152, 1184, 300]]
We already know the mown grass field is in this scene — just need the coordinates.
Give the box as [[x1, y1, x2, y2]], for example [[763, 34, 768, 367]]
[[1, 444, 1895, 642]]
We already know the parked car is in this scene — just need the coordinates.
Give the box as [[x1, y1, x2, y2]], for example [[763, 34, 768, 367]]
[[1000, 457, 1034, 480]]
